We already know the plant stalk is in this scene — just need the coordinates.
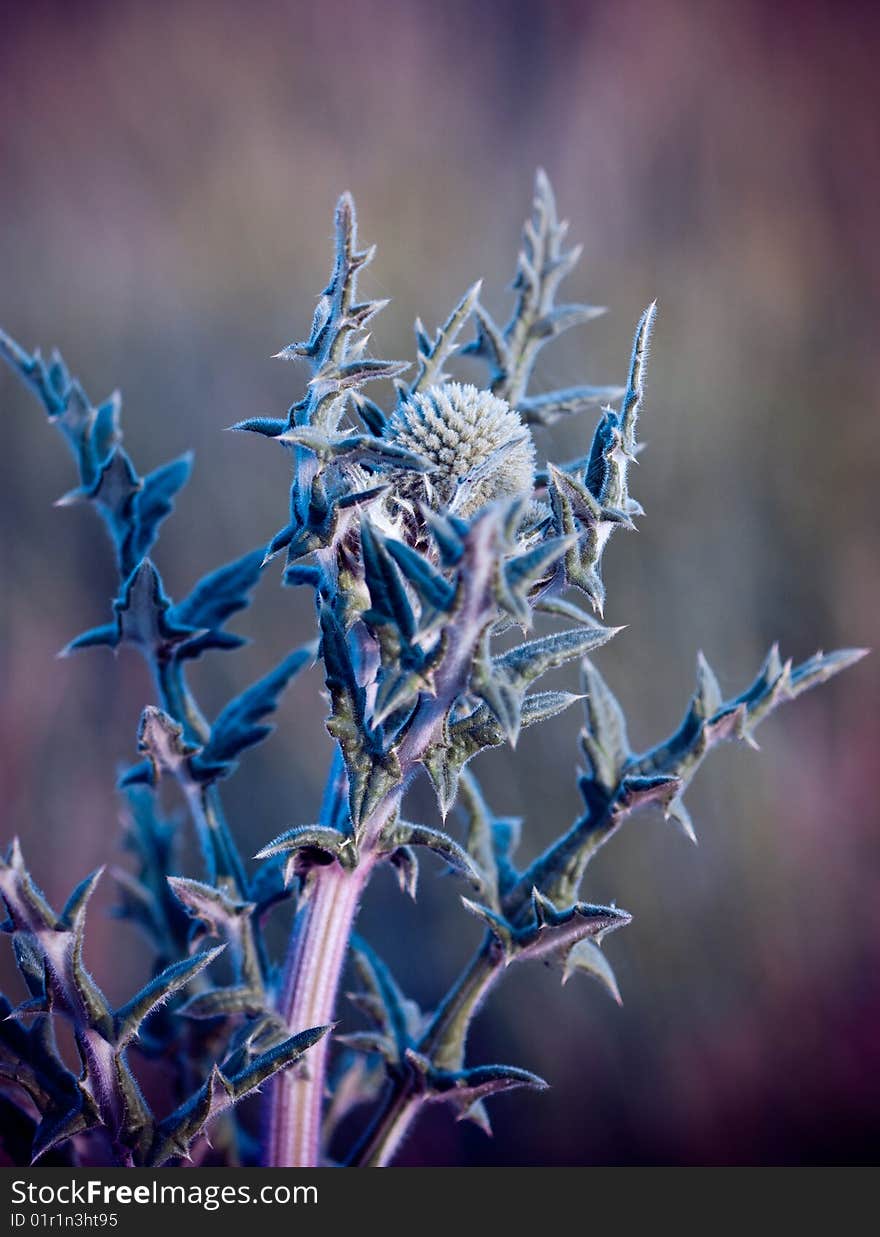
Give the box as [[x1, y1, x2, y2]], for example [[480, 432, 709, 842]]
[[351, 937, 502, 1166], [264, 747, 400, 1167], [265, 857, 373, 1166], [352, 1085, 423, 1168]]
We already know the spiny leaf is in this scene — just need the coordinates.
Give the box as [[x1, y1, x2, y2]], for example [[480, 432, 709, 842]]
[[619, 301, 656, 454], [496, 624, 620, 692], [0, 840, 59, 932], [227, 1025, 332, 1096], [460, 302, 509, 380], [320, 603, 401, 829], [58, 868, 104, 933], [422, 1059, 548, 1115], [694, 650, 723, 719], [228, 416, 288, 437], [465, 688, 584, 749], [529, 303, 607, 341], [460, 898, 515, 956], [0, 331, 101, 474], [350, 394, 388, 436], [335, 1031, 398, 1062], [372, 667, 426, 729], [1, 329, 68, 416], [0, 1003, 78, 1115], [56, 446, 140, 517], [382, 822, 482, 888], [462, 891, 630, 964], [519, 893, 632, 963], [87, 398, 123, 461], [529, 643, 866, 912], [580, 659, 631, 790], [407, 281, 482, 396], [503, 534, 576, 601], [387, 845, 419, 899], [422, 690, 582, 819], [562, 938, 622, 1004], [312, 357, 410, 392], [348, 938, 421, 1053], [420, 504, 467, 567], [518, 384, 625, 426], [136, 707, 198, 783], [456, 770, 504, 907], [769, 646, 867, 704], [360, 522, 416, 640], [170, 547, 265, 637], [128, 452, 193, 564], [664, 794, 698, 845], [166, 878, 255, 936], [149, 1024, 330, 1165], [113, 946, 225, 1047], [178, 986, 264, 1020], [519, 690, 584, 729], [546, 460, 603, 524], [469, 653, 522, 746], [533, 594, 608, 628], [192, 643, 315, 778], [64, 560, 198, 657], [383, 536, 457, 614], [31, 1092, 101, 1165], [0, 848, 114, 1036], [615, 774, 682, 818], [279, 427, 429, 472], [13, 933, 49, 1006], [465, 169, 612, 407], [422, 741, 464, 822], [255, 826, 359, 879]]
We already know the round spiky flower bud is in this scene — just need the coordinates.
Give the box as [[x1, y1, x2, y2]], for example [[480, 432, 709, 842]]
[[386, 382, 536, 516]]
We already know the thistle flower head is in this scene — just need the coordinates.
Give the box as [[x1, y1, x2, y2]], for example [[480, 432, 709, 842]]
[[386, 382, 536, 516]]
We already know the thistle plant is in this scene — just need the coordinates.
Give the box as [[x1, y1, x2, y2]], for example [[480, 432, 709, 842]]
[[0, 172, 864, 1169]]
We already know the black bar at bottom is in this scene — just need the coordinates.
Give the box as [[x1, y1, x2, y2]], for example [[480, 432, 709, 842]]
[[0, 1165, 868, 1234]]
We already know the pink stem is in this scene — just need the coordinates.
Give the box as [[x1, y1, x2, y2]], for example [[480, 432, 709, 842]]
[[264, 858, 374, 1166]]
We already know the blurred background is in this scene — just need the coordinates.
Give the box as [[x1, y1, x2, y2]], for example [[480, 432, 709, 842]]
[[1, 0, 877, 1165]]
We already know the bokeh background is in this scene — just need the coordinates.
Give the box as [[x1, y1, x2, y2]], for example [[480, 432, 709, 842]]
[[1, 0, 877, 1166]]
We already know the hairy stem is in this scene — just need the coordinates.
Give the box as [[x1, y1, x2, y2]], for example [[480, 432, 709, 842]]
[[351, 1085, 423, 1168], [351, 937, 502, 1166], [421, 936, 501, 1067], [183, 782, 252, 897], [153, 656, 210, 745], [264, 751, 401, 1167], [265, 858, 373, 1166]]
